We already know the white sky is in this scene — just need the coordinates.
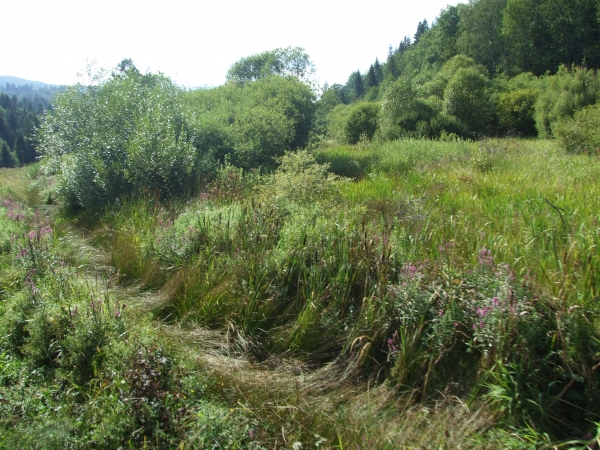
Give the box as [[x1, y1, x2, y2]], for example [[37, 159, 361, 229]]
[[3, 0, 462, 88]]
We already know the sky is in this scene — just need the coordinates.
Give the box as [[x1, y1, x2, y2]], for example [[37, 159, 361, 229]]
[[3, 0, 462, 88]]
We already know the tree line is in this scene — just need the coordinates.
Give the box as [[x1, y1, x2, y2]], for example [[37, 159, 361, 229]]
[[316, 0, 600, 144], [0, 93, 44, 167]]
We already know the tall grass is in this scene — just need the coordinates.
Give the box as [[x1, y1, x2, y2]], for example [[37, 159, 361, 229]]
[[0, 169, 263, 449], [92, 138, 600, 440]]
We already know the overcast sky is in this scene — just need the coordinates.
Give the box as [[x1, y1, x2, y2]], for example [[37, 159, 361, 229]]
[[3, 0, 462, 88]]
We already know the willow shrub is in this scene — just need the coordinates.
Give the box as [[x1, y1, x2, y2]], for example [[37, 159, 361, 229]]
[[37, 68, 204, 211], [553, 101, 600, 154], [534, 65, 600, 138]]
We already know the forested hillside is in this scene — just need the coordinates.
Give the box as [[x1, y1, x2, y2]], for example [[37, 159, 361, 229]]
[[318, 0, 600, 144], [0, 93, 43, 167], [0, 79, 62, 168]]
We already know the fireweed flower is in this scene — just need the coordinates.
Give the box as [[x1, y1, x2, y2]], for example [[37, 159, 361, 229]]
[[408, 265, 417, 277], [478, 247, 493, 266]]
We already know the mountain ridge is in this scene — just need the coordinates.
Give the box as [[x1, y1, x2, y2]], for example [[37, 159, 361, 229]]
[[0, 75, 63, 88]]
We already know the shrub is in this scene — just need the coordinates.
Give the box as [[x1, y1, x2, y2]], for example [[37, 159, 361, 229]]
[[553, 102, 600, 154], [185, 75, 315, 169], [379, 78, 432, 139], [324, 104, 352, 143], [344, 102, 380, 144], [443, 67, 492, 136], [38, 65, 202, 211], [260, 150, 342, 206], [495, 88, 538, 136], [534, 65, 600, 138]]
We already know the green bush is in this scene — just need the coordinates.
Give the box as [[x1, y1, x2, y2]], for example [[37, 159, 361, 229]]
[[344, 101, 380, 144], [260, 150, 342, 206], [553, 102, 600, 154], [38, 66, 201, 210], [534, 65, 600, 138], [185, 75, 315, 169], [443, 67, 492, 136], [495, 88, 538, 136], [324, 103, 351, 143], [379, 77, 428, 139]]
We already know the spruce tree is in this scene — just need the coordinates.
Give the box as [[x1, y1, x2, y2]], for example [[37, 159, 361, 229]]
[[398, 36, 411, 54], [0, 139, 15, 168], [374, 58, 384, 83], [352, 71, 365, 98], [367, 65, 378, 88], [414, 19, 429, 44]]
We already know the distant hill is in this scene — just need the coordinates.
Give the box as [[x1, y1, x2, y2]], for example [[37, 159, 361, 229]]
[[0, 76, 56, 89], [0, 76, 65, 105]]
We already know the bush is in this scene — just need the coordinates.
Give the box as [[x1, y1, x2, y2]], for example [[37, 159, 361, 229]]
[[534, 65, 600, 138], [443, 67, 492, 136], [495, 88, 538, 136], [185, 75, 315, 169], [324, 104, 352, 143], [379, 77, 422, 139], [260, 150, 342, 206], [344, 102, 380, 144], [553, 102, 600, 154], [38, 66, 201, 210]]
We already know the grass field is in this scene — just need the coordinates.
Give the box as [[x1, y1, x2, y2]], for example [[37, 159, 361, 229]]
[[1, 139, 599, 448]]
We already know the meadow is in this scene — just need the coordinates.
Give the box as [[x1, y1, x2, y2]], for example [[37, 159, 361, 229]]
[[1, 138, 599, 448]]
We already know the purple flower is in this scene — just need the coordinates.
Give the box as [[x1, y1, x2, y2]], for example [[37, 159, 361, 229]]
[[478, 247, 493, 266]]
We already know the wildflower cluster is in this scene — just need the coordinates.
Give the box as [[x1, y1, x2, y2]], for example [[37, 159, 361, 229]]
[[477, 246, 493, 267], [4, 199, 27, 221]]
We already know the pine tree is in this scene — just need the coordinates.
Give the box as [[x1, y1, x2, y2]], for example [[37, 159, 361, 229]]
[[0, 139, 15, 168], [351, 71, 365, 99], [414, 19, 429, 44], [374, 58, 384, 83], [367, 65, 378, 88], [398, 36, 412, 54], [385, 54, 399, 79]]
